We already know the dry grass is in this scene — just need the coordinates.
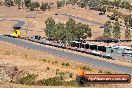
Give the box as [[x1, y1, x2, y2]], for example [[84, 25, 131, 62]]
[[0, 4, 131, 39], [0, 80, 132, 88], [0, 41, 132, 88], [0, 0, 132, 87], [0, 41, 105, 80]]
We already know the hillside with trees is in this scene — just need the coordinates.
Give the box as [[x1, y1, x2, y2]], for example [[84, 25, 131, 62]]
[[0, 0, 131, 40], [45, 17, 91, 44]]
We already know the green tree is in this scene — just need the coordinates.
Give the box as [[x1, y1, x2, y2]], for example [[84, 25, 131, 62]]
[[66, 0, 78, 5], [21, 1, 24, 8], [112, 22, 121, 40], [14, 0, 22, 9], [45, 17, 56, 39], [5, 0, 14, 7], [53, 22, 65, 42], [33, 2, 40, 10], [71, 0, 78, 5], [57, 0, 65, 9], [100, 0, 109, 5], [57, 1, 62, 9], [77, 1, 85, 8], [40, 3, 48, 11], [61, 0, 65, 6], [103, 21, 112, 37], [124, 15, 132, 27], [74, 23, 91, 40], [124, 15, 132, 40], [66, 18, 76, 43], [120, 1, 131, 10], [47, 4, 51, 11], [24, 0, 31, 8], [98, 4, 106, 14], [125, 28, 131, 40], [113, 0, 121, 9], [88, 0, 100, 10], [29, 2, 35, 11], [109, 1, 115, 8]]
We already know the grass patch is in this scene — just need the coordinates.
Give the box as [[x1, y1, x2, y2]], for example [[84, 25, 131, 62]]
[[24, 54, 28, 58], [36, 77, 64, 86], [104, 71, 112, 74], [69, 73, 73, 78], [61, 62, 65, 66], [4, 51, 11, 56], [36, 77, 79, 86], [15, 74, 91, 87], [61, 62, 70, 67], [63, 80, 78, 86], [81, 66, 92, 71], [43, 59, 47, 62], [36, 78, 90, 87], [58, 72, 65, 80], [65, 63, 70, 66], [46, 67, 50, 71], [47, 60, 50, 63], [52, 61, 58, 65], [98, 70, 103, 73], [56, 69, 59, 75]]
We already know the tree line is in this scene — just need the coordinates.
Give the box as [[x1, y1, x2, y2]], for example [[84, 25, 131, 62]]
[[3, 0, 54, 11], [103, 15, 132, 40], [78, 0, 132, 14], [3, 0, 79, 11], [3, 0, 132, 12], [2, 0, 131, 41], [45, 17, 92, 44]]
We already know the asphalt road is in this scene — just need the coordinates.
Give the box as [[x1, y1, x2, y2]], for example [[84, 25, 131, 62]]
[[61, 13, 104, 26], [0, 35, 132, 74]]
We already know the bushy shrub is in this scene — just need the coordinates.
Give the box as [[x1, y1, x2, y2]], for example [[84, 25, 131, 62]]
[[43, 59, 46, 62], [38, 77, 63, 86], [104, 71, 112, 74], [61, 62, 70, 66], [98, 70, 102, 73], [69, 73, 73, 78], [61, 62, 65, 66], [15, 73, 37, 85], [109, 14, 116, 20], [82, 66, 92, 71], [52, 61, 58, 64], [64, 80, 78, 86], [36, 78, 78, 86], [46, 67, 50, 70], [56, 69, 59, 75], [4, 51, 10, 56], [65, 63, 70, 66]]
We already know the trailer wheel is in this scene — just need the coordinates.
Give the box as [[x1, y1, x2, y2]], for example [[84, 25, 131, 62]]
[[76, 76, 86, 85]]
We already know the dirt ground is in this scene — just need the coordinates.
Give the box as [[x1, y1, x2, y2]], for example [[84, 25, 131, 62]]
[[0, 0, 132, 88], [0, 41, 132, 88], [0, 82, 132, 88], [0, 41, 80, 80], [0, 4, 131, 40]]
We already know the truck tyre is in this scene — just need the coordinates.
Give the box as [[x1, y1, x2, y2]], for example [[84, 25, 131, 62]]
[[76, 76, 86, 85]]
